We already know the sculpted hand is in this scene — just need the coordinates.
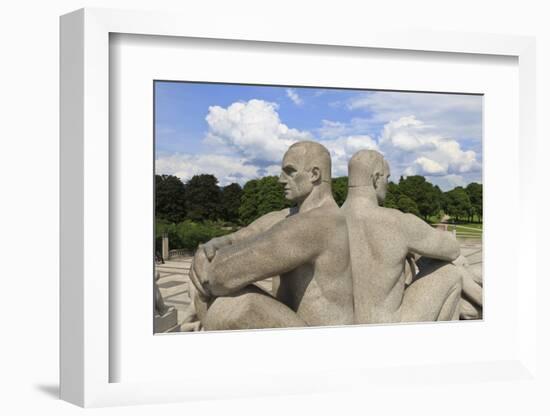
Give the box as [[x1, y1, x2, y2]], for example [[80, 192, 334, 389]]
[[189, 246, 212, 302], [202, 236, 228, 261]]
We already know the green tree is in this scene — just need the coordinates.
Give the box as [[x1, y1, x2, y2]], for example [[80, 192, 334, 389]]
[[185, 174, 221, 221], [383, 181, 400, 209], [432, 185, 443, 219], [465, 182, 483, 222], [239, 176, 290, 225], [155, 174, 186, 223], [397, 195, 420, 216], [155, 218, 234, 252], [239, 179, 260, 225], [443, 187, 471, 222], [332, 176, 348, 206], [220, 183, 242, 223], [398, 175, 440, 221], [256, 176, 289, 217]]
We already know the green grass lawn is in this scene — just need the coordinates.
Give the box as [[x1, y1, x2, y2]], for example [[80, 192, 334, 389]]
[[431, 218, 483, 237], [452, 222, 483, 236], [454, 222, 483, 229]]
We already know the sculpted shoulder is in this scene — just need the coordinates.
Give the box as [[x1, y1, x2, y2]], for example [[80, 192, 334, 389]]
[[346, 204, 402, 228], [395, 211, 437, 234], [308, 202, 342, 220], [281, 204, 346, 240], [266, 207, 294, 219], [253, 207, 296, 229]]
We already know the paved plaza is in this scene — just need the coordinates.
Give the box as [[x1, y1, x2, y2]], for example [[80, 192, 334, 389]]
[[155, 258, 194, 331], [458, 238, 483, 283], [156, 238, 482, 333]]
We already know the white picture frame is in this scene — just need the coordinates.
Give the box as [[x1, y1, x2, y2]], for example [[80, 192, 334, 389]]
[[60, 7, 537, 408]]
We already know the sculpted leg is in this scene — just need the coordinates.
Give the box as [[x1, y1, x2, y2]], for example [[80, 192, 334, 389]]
[[459, 298, 481, 320], [457, 264, 483, 308], [400, 261, 462, 322], [415, 256, 483, 320], [203, 285, 307, 330]]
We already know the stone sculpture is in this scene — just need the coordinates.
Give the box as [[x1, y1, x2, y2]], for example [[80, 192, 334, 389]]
[[341, 150, 482, 324], [188, 142, 483, 330], [154, 271, 178, 332], [189, 141, 354, 330]]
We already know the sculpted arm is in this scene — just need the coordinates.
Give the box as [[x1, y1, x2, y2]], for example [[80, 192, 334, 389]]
[[200, 214, 324, 297], [401, 213, 460, 262], [202, 209, 291, 260]]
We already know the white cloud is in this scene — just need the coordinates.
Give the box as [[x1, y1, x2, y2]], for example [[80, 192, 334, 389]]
[[428, 174, 467, 190], [410, 157, 446, 176], [204, 99, 311, 163], [156, 153, 261, 186], [316, 112, 481, 189], [380, 116, 438, 153], [317, 118, 374, 140], [347, 91, 482, 141], [379, 116, 481, 186], [433, 140, 479, 174], [321, 135, 378, 177], [318, 120, 348, 139], [286, 88, 304, 106], [348, 91, 481, 115], [264, 164, 282, 177], [158, 98, 480, 191]]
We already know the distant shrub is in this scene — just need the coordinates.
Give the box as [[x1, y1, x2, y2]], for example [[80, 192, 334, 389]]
[[155, 219, 236, 252]]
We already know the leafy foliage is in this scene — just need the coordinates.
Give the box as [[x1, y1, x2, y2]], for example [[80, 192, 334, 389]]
[[238, 179, 260, 225], [239, 176, 290, 225], [397, 175, 441, 220], [155, 219, 234, 251], [465, 182, 483, 222], [383, 182, 400, 210], [155, 175, 186, 223], [396, 195, 420, 216], [442, 187, 472, 221], [155, 169, 482, 251], [221, 183, 243, 224], [185, 174, 222, 221], [257, 176, 290, 217], [332, 177, 348, 206]]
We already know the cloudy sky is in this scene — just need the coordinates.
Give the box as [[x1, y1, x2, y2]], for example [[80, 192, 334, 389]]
[[155, 81, 482, 191]]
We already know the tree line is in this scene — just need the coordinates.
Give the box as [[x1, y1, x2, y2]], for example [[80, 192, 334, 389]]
[[156, 173, 482, 226], [384, 176, 482, 223]]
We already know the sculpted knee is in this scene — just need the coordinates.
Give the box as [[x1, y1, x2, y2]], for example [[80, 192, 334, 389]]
[[203, 292, 260, 331], [436, 263, 463, 284], [445, 269, 463, 300]]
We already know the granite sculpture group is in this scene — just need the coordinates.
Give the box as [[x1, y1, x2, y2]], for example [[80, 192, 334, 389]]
[[188, 141, 483, 330]]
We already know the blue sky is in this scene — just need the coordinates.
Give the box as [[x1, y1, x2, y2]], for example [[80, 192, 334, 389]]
[[155, 81, 482, 191]]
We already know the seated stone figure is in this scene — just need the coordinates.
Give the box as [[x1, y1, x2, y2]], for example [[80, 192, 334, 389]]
[[189, 141, 354, 330], [412, 255, 483, 320], [341, 150, 475, 324]]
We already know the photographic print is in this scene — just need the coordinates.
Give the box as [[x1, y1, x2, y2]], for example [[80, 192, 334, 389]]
[[153, 81, 483, 333]]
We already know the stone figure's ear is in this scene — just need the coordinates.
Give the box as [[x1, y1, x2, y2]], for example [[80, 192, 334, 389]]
[[310, 166, 321, 183], [372, 172, 378, 188], [373, 171, 382, 189]]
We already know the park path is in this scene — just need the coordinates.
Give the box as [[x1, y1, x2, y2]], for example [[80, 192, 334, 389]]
[[155, 258, 194, 329], [155, 258, 273, 331], [156, 238, 482, 333]]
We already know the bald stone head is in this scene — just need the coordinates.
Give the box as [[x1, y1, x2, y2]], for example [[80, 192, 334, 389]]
[[348, 149, 390, 204], [279, 141, 332, 203]]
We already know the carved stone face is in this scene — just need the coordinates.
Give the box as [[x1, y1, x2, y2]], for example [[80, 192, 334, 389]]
[[278, 148, 315, 203], [375, 164, 390, 205]]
